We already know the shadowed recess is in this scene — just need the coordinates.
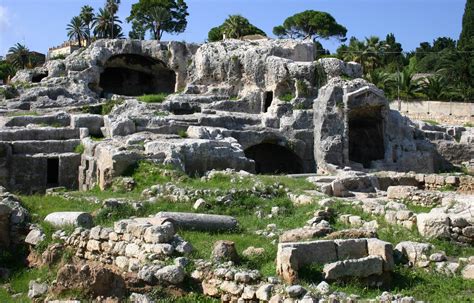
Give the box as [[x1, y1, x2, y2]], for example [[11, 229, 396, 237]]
[[99, 54, 176, 97], [348, 105, 385, 168], [245, 143, 303, 174]]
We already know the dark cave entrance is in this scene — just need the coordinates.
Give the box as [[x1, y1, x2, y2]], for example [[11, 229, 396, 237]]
[[46, 158, 59, 185], [245, 143, 303, 174], [264, 91, 273, 112], [32, 72, 48, 83], [99, 54, 176, 96], [348, 106, 385, 168]]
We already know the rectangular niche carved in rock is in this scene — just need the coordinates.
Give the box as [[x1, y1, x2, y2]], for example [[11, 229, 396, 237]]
[[264, 91, 273, 112], [47, 158, 59, 185], [348, 106, 385, 168]]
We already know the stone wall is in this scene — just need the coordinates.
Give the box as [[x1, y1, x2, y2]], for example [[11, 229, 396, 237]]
[[390, 101, 474, 124], [276, 238, 394, 284]]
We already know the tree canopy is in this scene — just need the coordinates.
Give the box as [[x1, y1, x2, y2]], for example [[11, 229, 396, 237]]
[[66, 16, 88, 47], [7, 43, 32, 69], [208, 15, 266, 42], [127, 0, 188, 41], [273, 10, 347, 42], [458, 0, 473, 49]]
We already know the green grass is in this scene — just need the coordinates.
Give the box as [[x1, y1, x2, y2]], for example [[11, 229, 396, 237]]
[[423, 119, 440, 126], [20, 195, 98, 220], [463, 122, 473, 128], [102, 98, 124, 115], [138, 93, 170, 103], [5, 162, 474, 302], [279, 92, 295, 102]]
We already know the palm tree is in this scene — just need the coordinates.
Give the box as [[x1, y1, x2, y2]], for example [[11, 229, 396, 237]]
[[363, 36, 382, 73], [390, 68, 419, 109], [93, 8, 123, 39], [80, 5, 95, 45], [106, 0, 121, 38], [366, 69, 391, 92], [419, 75, 447, 101], [222, 15, 248, 39], [66, 16, 87, 47], [7, 43, 31, 69]]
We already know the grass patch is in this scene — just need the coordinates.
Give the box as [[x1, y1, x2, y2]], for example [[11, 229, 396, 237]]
[[102, 98, 124, 115], [422, 119, 440, 126], [463, 122, 473, 127], [138, 93, 169, 103], [20, 195, 99, 221]]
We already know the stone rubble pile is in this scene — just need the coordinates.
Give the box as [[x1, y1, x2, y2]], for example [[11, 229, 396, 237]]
[[142, 181, 286, 204], [63, 217, 192, 276], [386, 185, 443, 207], [416, 195, 474, 244]]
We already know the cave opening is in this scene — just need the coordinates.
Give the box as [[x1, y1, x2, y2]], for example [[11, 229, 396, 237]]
[[264, 91, 273, 112], [348, 106, 385, 168], [46, 158, 59, 185], [99, 54, 176, 97], [244, 143, 303, 174], [32, 72, 48, 83]]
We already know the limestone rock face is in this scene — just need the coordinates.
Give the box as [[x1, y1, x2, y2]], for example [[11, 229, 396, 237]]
[[416, 213, 450, 239], [188, 39, 320, 97], [153, 265, 185, 284], [55, 263, 127, 298], [211, 240, 239, 263], [394, 241, 432, 265]]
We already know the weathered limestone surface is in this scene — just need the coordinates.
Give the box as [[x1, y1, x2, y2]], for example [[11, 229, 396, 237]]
[[156, 212, 238, 231], [44, 212, 93, 228], [276, 238, 393, 283]]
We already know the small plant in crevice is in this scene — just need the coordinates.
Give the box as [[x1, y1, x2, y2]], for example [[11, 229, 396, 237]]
[[296, 80, 309, 97], [178, 130, 188, 138], [102, 98, 124, 115], [279, 92, 295, 102], [74, 144, 85, 154]]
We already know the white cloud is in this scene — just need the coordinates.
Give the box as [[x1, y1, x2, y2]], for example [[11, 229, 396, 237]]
[[0, 5, 11, 32]]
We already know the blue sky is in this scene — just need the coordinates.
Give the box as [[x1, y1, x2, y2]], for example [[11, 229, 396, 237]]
[[0, 0, 467, 57]]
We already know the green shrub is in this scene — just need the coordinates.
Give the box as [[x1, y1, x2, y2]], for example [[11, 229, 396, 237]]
[[178, 130, 188, 138], [155, 111, 169, 117], [138, 93, 169, 103], [49, 54, 66, 60], [463, 122, 473, 127], [0, 86, 18, 99], [74, 144, 85, 154], [279, 92, 295, 102]]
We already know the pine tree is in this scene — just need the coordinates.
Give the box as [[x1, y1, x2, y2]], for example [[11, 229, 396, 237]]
[[458, 0, 473, 49]]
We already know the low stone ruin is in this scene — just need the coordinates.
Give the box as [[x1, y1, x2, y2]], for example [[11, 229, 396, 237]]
[[62, 217, 192, 272], [276, 238, 394, 284]]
